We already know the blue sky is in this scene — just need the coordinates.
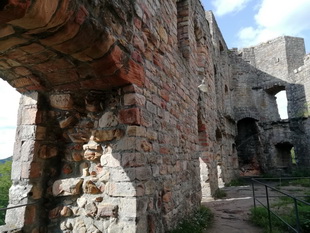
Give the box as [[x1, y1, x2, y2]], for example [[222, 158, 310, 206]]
[[202, 0, 310, 53], [202, 0, 310, 119], [0, 79, 20, 159]]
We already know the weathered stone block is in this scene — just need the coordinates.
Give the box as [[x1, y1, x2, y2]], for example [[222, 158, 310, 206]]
[[100, 148, 121, 167], [92, 45, 124, 76], [10, 0, 58, 29], [39, 145, 58, 159], [93, 129, 124, 142], [98, 112, 118, 128], [83, 180, 101, 194], [118, 108, 141, 125], [62, 164, 72, 175], [121, 153, 146, 167], [21, 107, 41, 125], [68, 132, 90, 143], [21, 161, 42, 179], [60, 206, 73, 217], [135, 167, 152, 181], [118, 59, 145, 87], [52, 178, 83, 196], [107, 182, 136, 197], [97, 204, 118, 218], [0, 37, 27, 53], [85, 202, 97, 217], [49, 206, 62, 219], [126, 126, 146, 137], [50, 94, 74, 110]]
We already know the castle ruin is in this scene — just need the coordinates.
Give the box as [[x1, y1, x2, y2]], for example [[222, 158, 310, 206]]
[[0, 0, 309, 232]]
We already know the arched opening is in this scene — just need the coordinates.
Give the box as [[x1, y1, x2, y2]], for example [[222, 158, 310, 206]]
[[197, 109, 211, 199], [0, 79, 20, 224], [275, 90, 288, 119], [236, 118, 262, 176], [0, 80, 20, 160]]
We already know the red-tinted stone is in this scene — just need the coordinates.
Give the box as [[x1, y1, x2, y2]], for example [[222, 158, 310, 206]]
[[91, 45, 124, 76], [117, 59, 145, 87], [0, 0, 31, 24], [62, 164, 72, 175], [49, 206, 62, 219], [25, 205, 36, 225], [75, 5, 88, 25], [119, 108, 141, 125], [10, 0, 58, 29]]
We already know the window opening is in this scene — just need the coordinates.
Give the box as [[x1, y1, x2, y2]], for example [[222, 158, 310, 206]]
[[275, 90, 288, 119]]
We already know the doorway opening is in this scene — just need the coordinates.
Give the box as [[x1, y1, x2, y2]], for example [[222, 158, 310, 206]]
[[275, 142, 294, 172], [236, 117, 262, 176]]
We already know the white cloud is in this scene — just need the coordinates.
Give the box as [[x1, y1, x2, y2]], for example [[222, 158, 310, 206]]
[[211, 0, 252, 16], [237, 0, 310, 47], [0, 79, 20, 159]]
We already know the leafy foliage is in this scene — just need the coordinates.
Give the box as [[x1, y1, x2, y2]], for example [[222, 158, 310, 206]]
[[0, 160, 12, 225], [212, 188, 227, 199], [250, 203, 310, 233], [225, 178, 246, 187], [299, 204, 310, 232], [169, 206, 213, 233]]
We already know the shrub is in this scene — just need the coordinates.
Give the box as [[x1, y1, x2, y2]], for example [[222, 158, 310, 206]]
[[225, 178, 246, 187], [169, 206, 213, 233], [212, 188, 227, 199], [299, 204, 310, 232], [0, 160, 12, 225]]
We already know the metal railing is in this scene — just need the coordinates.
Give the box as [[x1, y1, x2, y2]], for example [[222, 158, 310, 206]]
[[0, 201, 40, 212], [251, 177, 310, 233]]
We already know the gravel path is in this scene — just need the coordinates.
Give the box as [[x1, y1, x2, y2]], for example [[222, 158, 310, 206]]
[[202, 185, 263, 233]]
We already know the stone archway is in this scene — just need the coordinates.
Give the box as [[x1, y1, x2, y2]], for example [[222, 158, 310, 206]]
[[0, 1, 147, 232]]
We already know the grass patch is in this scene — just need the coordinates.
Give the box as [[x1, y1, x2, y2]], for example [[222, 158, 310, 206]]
[[225, 178, 246, 187], [250, 207, 291, 233], [277, 178, 310, 188], [169, 206, 213, 233], [212, 188, 227, 199], [250, 204, 310, 233], [290, 179, 310, 187], [271, 196, 294, 208], [291, 169, 310, 177]]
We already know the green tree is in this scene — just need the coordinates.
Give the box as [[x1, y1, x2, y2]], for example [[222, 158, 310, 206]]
[[0, 160, 12, 225]]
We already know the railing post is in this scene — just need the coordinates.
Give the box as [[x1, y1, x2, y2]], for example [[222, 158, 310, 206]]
[[294, 198, 301, 233], [252, 178, 256, 208], [265, 185, 272, 232]]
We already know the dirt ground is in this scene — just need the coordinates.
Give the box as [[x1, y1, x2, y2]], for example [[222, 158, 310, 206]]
[[202, 184, 263, 233], [202, 179, 310, 233]]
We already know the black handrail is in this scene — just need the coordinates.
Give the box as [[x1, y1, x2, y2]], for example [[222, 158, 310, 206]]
[[0, 201, 41, 212], [251, 177, 310, 233]]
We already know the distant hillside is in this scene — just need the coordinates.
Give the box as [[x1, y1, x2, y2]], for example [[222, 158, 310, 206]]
[[0, 157, 12, 164]]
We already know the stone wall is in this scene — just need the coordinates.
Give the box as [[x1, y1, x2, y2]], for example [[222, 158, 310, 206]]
[[1, 0, 231, 232]]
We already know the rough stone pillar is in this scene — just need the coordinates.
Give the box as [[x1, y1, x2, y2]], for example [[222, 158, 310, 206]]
[[5, 92, 48, 232]]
